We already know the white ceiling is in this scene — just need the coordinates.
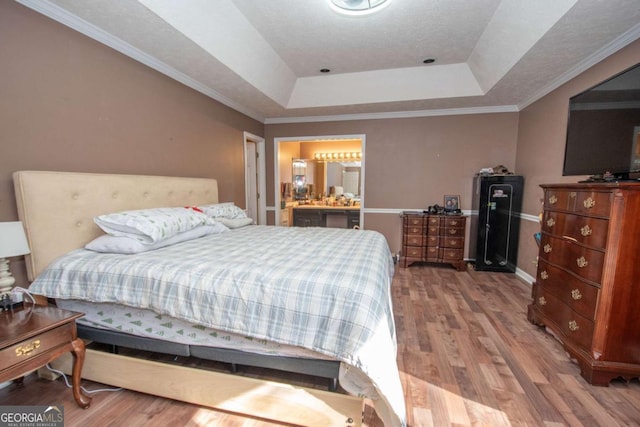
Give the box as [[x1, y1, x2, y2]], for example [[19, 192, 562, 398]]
[[19, 0, 640, 123]]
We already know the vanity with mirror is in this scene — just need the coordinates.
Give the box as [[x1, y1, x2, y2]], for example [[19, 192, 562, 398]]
[[288, 155, 361, 229]]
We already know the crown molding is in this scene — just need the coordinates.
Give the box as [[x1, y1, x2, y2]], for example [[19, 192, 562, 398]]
[[264, 105, 519, 124]]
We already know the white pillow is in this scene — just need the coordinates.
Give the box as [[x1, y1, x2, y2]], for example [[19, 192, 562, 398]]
[[218, 217, 254, 229], [94, 207, 215, 244], [86, 223, 228, 254], [199, 202, 247, 220]]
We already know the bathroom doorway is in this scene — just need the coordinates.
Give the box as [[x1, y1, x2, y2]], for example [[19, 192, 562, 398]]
[[274, 134, 365, 227], [244, 132, 266, 225]]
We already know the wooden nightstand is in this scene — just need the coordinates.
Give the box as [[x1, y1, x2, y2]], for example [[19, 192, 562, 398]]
[[0, 305, 91, 408]]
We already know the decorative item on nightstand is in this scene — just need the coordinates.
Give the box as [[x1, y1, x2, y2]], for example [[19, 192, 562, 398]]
[[0, 221, 30, 308]]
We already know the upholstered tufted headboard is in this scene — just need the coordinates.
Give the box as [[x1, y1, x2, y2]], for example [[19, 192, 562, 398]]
[[13, 171, 219, 281]]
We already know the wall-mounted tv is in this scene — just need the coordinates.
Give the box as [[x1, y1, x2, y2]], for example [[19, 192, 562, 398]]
[[563, 62, 640, 181]]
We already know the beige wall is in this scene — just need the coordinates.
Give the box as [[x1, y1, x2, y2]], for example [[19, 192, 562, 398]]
[[265, 114, 520, 255], [0, 2, 263, 286]]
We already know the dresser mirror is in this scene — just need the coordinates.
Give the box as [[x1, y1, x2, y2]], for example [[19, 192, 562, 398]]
[[291, 158, 361, 199], [292, 159, 307, 200]]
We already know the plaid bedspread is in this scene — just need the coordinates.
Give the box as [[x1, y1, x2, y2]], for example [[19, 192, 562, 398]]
[[29, 225, 406, 426]]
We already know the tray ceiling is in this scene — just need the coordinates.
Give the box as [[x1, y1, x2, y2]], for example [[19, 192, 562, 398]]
[[18, 0, 640, 123]]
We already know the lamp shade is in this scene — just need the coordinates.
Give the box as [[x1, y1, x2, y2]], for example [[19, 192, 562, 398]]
[[0, 221, 31, 258]]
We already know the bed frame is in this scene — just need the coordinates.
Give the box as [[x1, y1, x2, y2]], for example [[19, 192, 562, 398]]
[[13, 170, 363, 426]]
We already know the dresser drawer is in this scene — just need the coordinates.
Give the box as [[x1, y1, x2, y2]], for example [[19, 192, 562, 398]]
[[404, 246, 424, 259], [440, 248, 463, 261], [404, 234, 424, 246], [425, 235, 440, 247], [544, 190, 612, 218], [536, 259, 599, 320], [544, 190, 573, 211], [404, 215, 424, 227], [0, 323, 74, 368], [442, 236, 464, 249], [561, 310, 595, 351], [532, 288, 594, 350], [426, 225, 439, 235], [426, 216, 441, 227], [571, 191, 612, 217], [404, 225, 424, 235], [425, 247, 439, 261], [542, 211, 609, 249], [440, 227, 464, 237], [539, 234, 604, 285], [443, 217, 465, 228]]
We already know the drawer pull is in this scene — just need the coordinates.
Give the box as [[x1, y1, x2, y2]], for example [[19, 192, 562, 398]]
[[580, 225, 593, 237], [548, 195, 558, 205], [538, 296, 547, 306], [540, 270, 549, 280], [543, 244, 552, 254], [576, 256, 588, 268], [15, 340, 41, 357], [568, 320, 579, 332], [449, 240, 457, 246], [583, 197, 596, 208], [546, 218, 555, 227], [448, 229, 458, 235], [570, 192, 577, 198], [571, 289, 582, 300], [450, 220, 458, 226]]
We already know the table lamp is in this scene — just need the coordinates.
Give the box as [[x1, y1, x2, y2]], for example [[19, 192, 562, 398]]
[[0, 221, 31, 304]]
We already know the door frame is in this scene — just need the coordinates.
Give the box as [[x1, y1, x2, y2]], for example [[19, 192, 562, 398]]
[[274, 134, 366, 227], [243, 132, 266, 225]]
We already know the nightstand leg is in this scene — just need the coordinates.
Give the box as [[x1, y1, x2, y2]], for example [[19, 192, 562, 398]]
[[70, 338, 92, 408]]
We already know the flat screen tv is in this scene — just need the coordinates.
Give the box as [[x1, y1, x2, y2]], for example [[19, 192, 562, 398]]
[[563, 62, 640, 181]]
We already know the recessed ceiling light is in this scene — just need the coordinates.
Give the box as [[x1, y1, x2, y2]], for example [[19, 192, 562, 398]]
[[423, 58, 436, 64], [320, 68, 331, 73], [328, 0, 392, 16]]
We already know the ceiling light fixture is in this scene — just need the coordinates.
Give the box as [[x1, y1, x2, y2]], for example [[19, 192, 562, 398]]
[[328, 0, 392, 16]]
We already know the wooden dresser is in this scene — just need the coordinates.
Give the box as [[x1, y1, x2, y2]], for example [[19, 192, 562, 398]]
[[527, 182, 640, 385], [401, 212, 466, 271]]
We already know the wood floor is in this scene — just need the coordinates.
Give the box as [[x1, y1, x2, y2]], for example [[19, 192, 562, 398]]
[[2, 264, 640, 426]]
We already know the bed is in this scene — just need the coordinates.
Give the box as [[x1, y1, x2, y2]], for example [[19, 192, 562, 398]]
[[13, 170, 406, 427]]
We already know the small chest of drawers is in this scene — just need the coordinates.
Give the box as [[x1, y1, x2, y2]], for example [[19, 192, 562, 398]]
[[0, 305, 91, 408], [528, 182, 640, 386], [401, 213, 466, 271]]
